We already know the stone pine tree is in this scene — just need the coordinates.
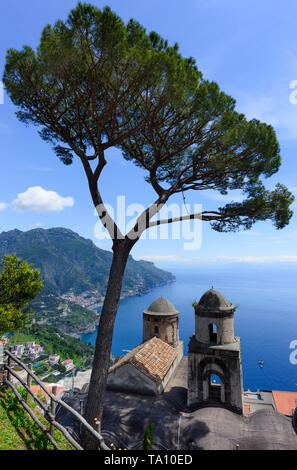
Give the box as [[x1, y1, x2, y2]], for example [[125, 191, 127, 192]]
[[3, 3, 294, 448], [0, 255, 43, 334]]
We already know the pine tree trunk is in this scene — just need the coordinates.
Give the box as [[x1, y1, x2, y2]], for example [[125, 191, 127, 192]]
[[81, 240, 131, 450]]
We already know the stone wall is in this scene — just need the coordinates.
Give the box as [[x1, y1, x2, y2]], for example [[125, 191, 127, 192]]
[[195, 310, 235, 345], [187, 336, 243, 413], [107, 362, 160, 395], [143, 313, 179, 348], [107, 340, 184, 396]]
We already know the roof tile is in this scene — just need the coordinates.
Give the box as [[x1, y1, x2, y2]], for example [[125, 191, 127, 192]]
[[109, 337, 178, 383], [272, 390, 297, 416]]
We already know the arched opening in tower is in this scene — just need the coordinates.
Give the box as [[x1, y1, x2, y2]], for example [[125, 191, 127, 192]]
[[208, 323, 217, 343], [209, 373, 222, 402]]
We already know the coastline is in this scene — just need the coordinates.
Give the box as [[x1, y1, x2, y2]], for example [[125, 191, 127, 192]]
[[60, 320, 100, 339], [79, 264, 297, 392], [74, 277, 176, 339]]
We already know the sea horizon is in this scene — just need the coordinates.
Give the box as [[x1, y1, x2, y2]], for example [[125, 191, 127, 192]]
[[81, 262, 297, 393]]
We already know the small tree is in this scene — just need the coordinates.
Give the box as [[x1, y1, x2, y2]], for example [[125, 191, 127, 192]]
[[3, 3, 294, 448], [0, 255, 43, 335], [58, 363, 67, 374], [143, 423, 155, 450]]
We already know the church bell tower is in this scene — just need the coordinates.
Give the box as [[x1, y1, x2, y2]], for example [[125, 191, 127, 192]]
[[143, 297, 180, 348], [188, 288, 243, 413]]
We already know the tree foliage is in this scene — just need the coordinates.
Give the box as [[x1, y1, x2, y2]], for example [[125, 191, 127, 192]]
[[0, 255, 43, 334], [2, 2, 294, 446], [143, 423, 155, 450], [3, 2, 294, 235]]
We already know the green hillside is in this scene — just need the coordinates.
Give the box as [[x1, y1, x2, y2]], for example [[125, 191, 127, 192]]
[[7, 324, 95, 368], [0, 227, 175, 295], [0, 228, 175, 335]]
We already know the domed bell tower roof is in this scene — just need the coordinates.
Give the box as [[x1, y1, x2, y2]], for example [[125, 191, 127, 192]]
[[143, 297, 179, 316], [197, 288, 235, 312]]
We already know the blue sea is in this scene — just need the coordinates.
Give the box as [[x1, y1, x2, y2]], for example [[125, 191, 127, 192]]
[[82, 264, 297, 392]]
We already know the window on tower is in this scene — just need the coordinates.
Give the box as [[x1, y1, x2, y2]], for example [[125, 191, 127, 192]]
[[208, 323, 217, 343]]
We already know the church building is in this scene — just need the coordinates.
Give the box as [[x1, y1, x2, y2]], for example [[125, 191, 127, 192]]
[[107, 297, 183, 395], [107, 289, 243, 414]]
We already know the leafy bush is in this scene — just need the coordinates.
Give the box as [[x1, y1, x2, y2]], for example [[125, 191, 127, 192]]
[[143, 423, 155, 450]]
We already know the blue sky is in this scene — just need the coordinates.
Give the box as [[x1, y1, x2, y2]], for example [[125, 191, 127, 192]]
[[1, 0, 297, 270]]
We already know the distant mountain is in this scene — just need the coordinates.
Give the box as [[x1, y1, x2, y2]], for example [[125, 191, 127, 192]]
[[0, 228, 175, 296]]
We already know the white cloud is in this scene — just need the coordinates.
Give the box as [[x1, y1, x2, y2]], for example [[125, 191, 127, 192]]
[[216, 255, 297, 263], [32, 222, 44, 227], [288, 186, 297, 194], [235, 83, 297, 141], [12, 186, 74, 213], [237, 94, 279, 127], [138, 254, 297, 264], [206, 192, 244, 204], [139, 255, 186, 262], [0, 202, 8, 211], [137, 255, 213, 264]]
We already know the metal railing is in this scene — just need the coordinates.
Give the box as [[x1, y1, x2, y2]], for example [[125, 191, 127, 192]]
[[293, 407, 297, 435], [1, 347, 110, 450]]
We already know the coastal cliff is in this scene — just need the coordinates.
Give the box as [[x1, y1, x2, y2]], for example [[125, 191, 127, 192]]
[[0, 227, 175, 335]]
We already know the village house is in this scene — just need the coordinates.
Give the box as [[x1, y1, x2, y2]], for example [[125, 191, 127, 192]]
[[62, 359, 74, 371], [12, 344, 25, 357], [24, 342, 43, 359], [0, 336, 9, 346], [49, 354, 60, 365], [244, 389, 297, 417], [30, 383, 64, 404]]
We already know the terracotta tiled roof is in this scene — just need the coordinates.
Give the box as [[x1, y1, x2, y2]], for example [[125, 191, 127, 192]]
[[272, 390, 297, 416], [243, 403, 251, 415], [31, 383, 64, 399], [109, 337, 178, 384]]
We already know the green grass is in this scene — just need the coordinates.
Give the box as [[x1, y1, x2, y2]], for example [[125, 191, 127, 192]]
[[0, 386, 75, 450], [0, 390, 27, 450]]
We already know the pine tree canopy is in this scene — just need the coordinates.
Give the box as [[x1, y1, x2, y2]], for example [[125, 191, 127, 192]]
[[3, 2, 294, 232]]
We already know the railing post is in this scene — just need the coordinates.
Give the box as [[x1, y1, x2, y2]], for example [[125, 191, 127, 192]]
[[1, 351, 105, 450], [0, 341, 4, 385], [26, 363, 32, 404], [2, 348, 109, 450], [50, 385, 57, 437], [0, 364, 5, 385], [95, 419, 101, 434], [95, 419, 101, 449], [79, 400, 84, 436], [7, 346, 13, 382]]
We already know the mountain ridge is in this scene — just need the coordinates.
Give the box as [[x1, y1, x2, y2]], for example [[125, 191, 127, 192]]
[[0, 227, 175, 296], [0, 227, 175, 336]]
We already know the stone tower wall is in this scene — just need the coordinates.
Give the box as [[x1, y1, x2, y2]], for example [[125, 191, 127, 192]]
[[187, 339, 243, 414], [143, 313, 179, 348], [195, 309, 235, 345], [189, 295, 243, 414]]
